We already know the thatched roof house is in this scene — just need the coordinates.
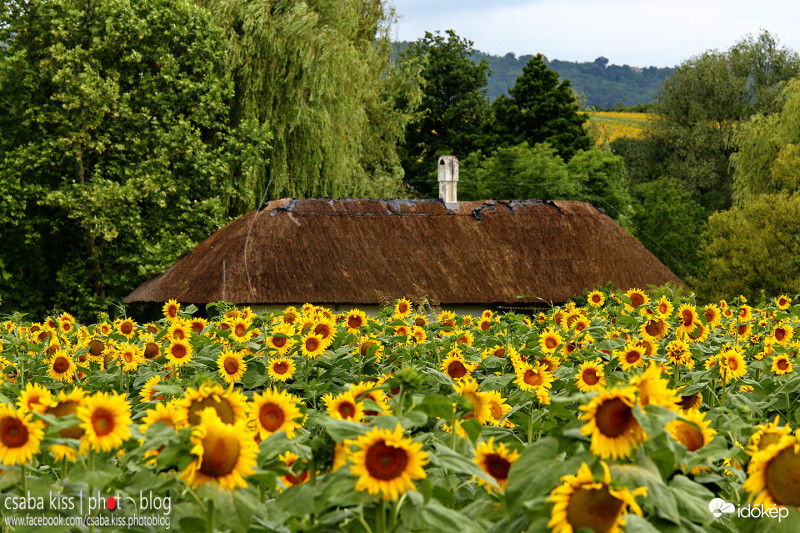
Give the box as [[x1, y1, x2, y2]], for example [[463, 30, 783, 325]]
[[124, 195, 684, 313]]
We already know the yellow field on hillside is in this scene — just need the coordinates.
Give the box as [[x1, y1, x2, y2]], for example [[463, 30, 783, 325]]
[[585, 111, 654, 145]]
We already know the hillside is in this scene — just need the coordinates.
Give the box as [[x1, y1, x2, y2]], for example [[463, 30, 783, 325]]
[[473, 51, 674, 108]]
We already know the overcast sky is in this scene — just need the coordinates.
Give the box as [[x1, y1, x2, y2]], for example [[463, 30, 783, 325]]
[[389, 0, 800, 68]]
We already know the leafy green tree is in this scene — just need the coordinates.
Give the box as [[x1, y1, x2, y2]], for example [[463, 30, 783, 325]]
[[0, 0, 267, 318], [630, 178, 706, 281], [700, 192, 800, 301], [197, 0, 421, 202], [731, 78, 800, 202], [625, 31, 800, 213], [490, 54, 591, 160], [458, 143, 578, 202], [398, 30, 490, 197], [566, 149, 632, 223]]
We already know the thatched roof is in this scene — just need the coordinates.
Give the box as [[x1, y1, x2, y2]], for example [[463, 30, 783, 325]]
[[124, 198, 684, 307]]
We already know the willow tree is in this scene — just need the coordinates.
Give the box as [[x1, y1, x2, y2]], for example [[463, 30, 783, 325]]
[[196, 0, 420, 205], [0, 0, 267, 318]]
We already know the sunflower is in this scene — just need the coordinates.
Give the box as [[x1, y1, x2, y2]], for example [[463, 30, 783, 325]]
[[216, 350, 247, 384], [538, 354, 561, 373], [267, 323, 296, 356], [515, 361, 554, 392], [45, 388, 87, 441], [639, 317, 669, 340], [267, 357, 296, 382], [717, 347, 747, 383], [675, 391, 702, 413], [675, 304, 699, 335], [702, 304, 721, 327], [547, 461, 647, 533], [358, 334, 384, 362], [440, 350, 478, 381], [483, 390, 514, 428], [747, 416, 793, 456], [587, 290, 605, 308], [775, 295, 792, 310], [742, 431, 800, 508], [574, 359, 606, 392], [771, 322, 794, 346], [179, 383, 248, 426], [343, 309, 367, 334], [117, 342, 145, 372], [250, 388, 304, 440], [624, 288, 649, 312], [17, 382, 53, 414], [473, 437, 520, 493], [140, 401, 188, 434], [629, 363, 679, 410], [349, 381, 391, 416], [47, 350, 77, 382], [229, 317, 254, 343], [77, 391, 132, 452], [654, 295, 673, 318], [539, 329, 563, 354], [482, 345, 508, 359], [323, 391, 365, 422], [410, 326, 427, 345], [300, 332, 326, 359], [666, 409, 716, 452], [115, 317, 137, 338], [616, 344, 645, 372], [162, 299, 181, 321], [188, 317, 208, 335], [411, 314, 428, 327], [180, 409, 257, 490], [394, 298, 413, 319], [437, 310, 457, 328], [0, 403, 45, 465], [166, 338, 193, 367], [282, 307, 300, 325], [454, 379, 492, 424], [477, 317, 492, 331], [579, 386, 647, 460], [772, 354, 793, 375], [278, 451, 310, 487], [312, 317, 337, 345], [139, 375, 164, 402], [349, 424, 429, 501]]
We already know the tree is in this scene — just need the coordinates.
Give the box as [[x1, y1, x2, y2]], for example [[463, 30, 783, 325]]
[[625, 31, 800, 213], [700, 192, 800, 301], [731, 78, 800, 203], [490, 54, 591, 160], [458, 143, 578, 202], [198, 0, 421, 202], [630, 179, 706, 281], [566, 149, 632, 224], [0, 0, 267, 318], [398, 30, 490, 198]]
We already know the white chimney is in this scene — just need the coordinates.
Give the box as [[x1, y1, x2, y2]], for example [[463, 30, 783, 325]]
[[438, 155, 458, 207]]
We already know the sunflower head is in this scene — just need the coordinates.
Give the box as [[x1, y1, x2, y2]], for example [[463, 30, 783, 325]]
[[250, 388, 304, 440], [217, 350, 247, 384], [547, 461, 647, 533], [348, 425, 429, 501], [77, 391, 132, 453], [574, 359, 606, 392], [180, 409, 257, 490], [0, 403, 45, 465], [742, 431, 800, 508], [580, 386, 647, 460], [473, 437, 520, 492]]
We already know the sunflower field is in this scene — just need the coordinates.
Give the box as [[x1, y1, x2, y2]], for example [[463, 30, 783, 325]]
[[584, 112, 653, 146], [1, 292, 799, 532]]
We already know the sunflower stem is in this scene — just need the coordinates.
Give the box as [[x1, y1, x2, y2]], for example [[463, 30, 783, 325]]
[[119, 359, 124, 392], [206, 499, 215, 533], [20, 463, 26, 496], [357, 506, 374, 533], [395, 385, 404, 417], [376, 499, 386, 533]]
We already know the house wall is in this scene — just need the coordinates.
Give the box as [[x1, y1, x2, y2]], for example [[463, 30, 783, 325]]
[[249, 304, 497, 318]]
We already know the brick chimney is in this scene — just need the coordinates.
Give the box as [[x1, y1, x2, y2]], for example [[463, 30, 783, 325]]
[[438, 155, 458, 208]]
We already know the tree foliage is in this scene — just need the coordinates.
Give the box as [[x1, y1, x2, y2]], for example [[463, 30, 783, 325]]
[[700, 192, 800, 302], [490, 54, 591, 161], [630, 178, 706, 281], [398, 30, 490, 198], [0, 0, 267, 318], [731, 78, 800, 203], [196, 0, 420, 202], [625, 31, 800, 213]]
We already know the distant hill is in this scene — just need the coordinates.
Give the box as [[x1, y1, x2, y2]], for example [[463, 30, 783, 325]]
[[473, 52, 674, 109]]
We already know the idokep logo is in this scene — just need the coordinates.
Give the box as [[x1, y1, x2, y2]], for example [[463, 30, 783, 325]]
[[709, 498, 735, 520], [708, 497, 790, 523]]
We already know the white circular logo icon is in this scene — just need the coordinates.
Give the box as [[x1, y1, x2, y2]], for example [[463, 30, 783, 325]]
[[709, 498, 735, 518]]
